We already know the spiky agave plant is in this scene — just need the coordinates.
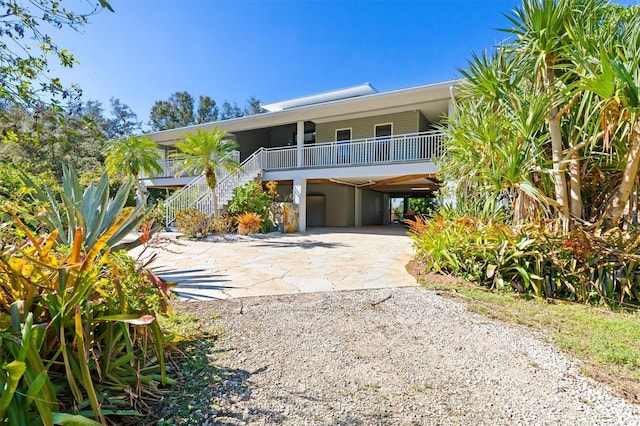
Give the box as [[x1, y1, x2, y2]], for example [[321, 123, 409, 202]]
[[0, 167, 174, 425]]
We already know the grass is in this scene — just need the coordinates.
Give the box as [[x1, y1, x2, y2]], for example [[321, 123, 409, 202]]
[[155, 312, 230, 425], [414, 270, 640, 404]]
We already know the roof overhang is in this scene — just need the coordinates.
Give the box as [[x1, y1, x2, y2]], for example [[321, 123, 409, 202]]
[[147, 79, 461, 146]]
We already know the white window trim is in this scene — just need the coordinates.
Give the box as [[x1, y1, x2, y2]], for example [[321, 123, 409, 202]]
[[374, 122, 393, 138], [335, 127, 352, 141]]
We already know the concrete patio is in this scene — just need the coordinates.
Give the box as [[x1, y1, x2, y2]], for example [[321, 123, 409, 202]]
[[129, 226, 418, 300]]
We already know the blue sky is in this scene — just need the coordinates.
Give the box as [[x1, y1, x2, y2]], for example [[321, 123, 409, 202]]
[[50, 0, 637, 127]]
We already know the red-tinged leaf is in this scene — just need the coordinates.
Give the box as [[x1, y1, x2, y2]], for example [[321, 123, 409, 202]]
[[94, 314, 156, 325]]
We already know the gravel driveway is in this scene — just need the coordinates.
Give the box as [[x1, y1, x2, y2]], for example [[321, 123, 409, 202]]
[[171, 287, 640, 425]]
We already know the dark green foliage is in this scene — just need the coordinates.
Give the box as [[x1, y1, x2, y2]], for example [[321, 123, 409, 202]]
[[1, 97, 140, 180], [107, 97, 142, 138], [227, 181, 270, 220], [196, 96, 219, 124]]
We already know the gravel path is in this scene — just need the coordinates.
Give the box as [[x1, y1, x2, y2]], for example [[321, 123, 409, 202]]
[[172, 286, 639, 425]]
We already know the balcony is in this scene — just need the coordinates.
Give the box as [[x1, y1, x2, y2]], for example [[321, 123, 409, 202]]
[[261, 130, 443, 171], [141, 152, 241, 179], [144, 131, 443, 180]]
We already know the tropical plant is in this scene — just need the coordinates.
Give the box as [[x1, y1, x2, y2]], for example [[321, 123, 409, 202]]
[[105, 135, 163, 206], [408, 214, 640, 307], [21, 164, 144, 252], [569, 9, 640, 227], [236, 211, 263, 235], [175, 207, 213, 238], [171, 126, 241, 217], [0, 168, 173, 424], [443, 0, 640, 231], [227, 180, 271, 219]]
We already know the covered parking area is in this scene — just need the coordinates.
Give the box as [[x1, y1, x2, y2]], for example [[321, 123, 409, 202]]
[[263, 162, 441, 230]]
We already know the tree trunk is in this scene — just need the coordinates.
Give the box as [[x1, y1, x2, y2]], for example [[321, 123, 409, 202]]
[[568, 155, 583, 220], [606, 121, 640, 227], [548, 113, 570, 229], [135, 173, 146, 207], [544, 61, 570, 230], [205, 166, 218, 217]]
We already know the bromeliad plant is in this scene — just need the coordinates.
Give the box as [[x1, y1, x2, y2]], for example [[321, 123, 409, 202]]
[[236, 211, 263, 235], [408, 214, 640, 308], [0, 167, 173, 425]]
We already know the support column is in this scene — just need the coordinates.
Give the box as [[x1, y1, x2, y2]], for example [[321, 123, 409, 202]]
[[293, 177, 307, 232], [382, 193, 390, 224], [296, 121, 304, 168], [354, 187, 362, 227]]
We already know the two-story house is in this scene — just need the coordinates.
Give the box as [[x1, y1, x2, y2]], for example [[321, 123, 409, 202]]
[[143, 79, 458, 231]]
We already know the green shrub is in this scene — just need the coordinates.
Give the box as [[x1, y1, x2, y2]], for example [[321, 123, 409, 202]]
[[408, 215, 640, 308], [146, 198, 167, 228], [0, 167, 173, 424], [227, 181, 270, 218]]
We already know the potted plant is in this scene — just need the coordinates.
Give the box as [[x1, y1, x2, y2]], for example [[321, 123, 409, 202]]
[[236, 211, 262, 235]]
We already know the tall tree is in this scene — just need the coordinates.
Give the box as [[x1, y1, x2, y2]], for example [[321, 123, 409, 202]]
[[196, 96, 219, 123], [0, 100, 109, 178], [104, 135, 162, 205], [149, 91, 196, 131], [0, 0, 113, 107], [171, 127, 241, 216], [244, 95, 265, 116], [503, 0, 605, 227], [220, 100, 244, 120], [572, 7, 640, 227], [442, 0, 640, 230], [107, 97, 142, 139]]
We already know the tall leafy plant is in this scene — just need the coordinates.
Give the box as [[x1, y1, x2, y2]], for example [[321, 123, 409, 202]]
[[0, 167, 173, 424], [21, 164, 143, 251]]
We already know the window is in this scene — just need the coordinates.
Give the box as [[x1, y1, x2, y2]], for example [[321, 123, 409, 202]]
[[335, 128, 351, 164], [374, 123, 393, 161], [336, 128, 352, 141], [292, 131, 316, 145], [375, 123, 392, 139]]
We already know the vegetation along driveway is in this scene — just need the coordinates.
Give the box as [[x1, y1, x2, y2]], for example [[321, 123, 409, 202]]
[[136, 226, 417, 300]]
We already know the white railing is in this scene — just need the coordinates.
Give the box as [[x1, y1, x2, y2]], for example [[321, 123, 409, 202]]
[[214, 149, 264, 211], [141, 158, 183, 179], [164, 151, 241, 226], [164, 132, 443, 225], [262, 131, 443, 170]]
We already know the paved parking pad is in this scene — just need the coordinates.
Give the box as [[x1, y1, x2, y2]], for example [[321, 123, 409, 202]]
[[130, 226, 418, 300]]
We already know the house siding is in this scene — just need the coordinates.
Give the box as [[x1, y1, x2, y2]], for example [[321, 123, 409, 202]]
[[315, 111, 420, 143], [307, 183, 355, 226]]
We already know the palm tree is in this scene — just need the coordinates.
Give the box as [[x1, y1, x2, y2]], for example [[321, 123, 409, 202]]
[[503, 0, 607, 227], [572, 10, 640, 227], [171, 126, 241, 216], [105, 135, 162, 206]]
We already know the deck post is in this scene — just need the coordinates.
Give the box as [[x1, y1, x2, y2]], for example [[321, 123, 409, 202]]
[[296, 121, 304, 168], [354, 187, 362, 227], [293, 177, 307, 232]]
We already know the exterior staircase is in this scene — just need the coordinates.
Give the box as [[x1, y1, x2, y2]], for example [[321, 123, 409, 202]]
[[164, 150, 262, 227]]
